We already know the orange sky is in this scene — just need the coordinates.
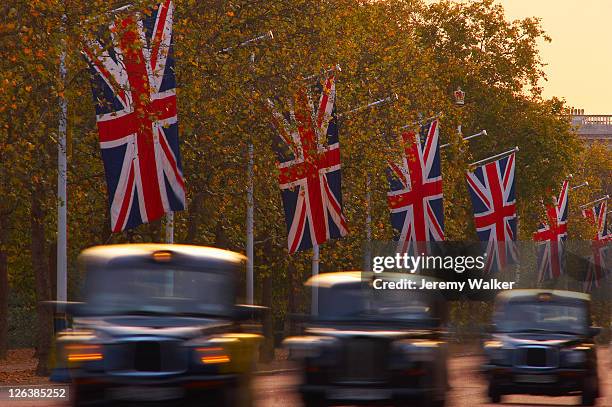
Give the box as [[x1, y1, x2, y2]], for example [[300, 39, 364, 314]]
[[428, 0, 612, 113]]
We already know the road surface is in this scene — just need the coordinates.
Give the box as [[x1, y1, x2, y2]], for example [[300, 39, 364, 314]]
[[255, 350, 611, 406], [2, 349, 610, 406]]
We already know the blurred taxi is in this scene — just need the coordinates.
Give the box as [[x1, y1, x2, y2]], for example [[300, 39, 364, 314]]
[[284, 271, 449, 407], [56, 244, 262, 407], [482, 289, 601, 405]]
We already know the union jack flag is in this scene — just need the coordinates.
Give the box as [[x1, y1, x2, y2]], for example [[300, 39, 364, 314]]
[[386, 120, 444, 254], [83, 0, 185, 233], [583, 237, 611, 292], [582, 200, 608, 239], [267, 73, 348, 253], [583, 200, 611, 291], [466, 153, 518, 273], [534, 180, 569, 281]]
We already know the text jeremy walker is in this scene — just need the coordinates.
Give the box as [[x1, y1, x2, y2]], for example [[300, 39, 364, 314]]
[[373, 278, 516, 291]]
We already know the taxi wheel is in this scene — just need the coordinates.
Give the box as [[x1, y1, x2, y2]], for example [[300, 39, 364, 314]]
[[581, 387, 597, 406], [430, 399, 446, 407], [581, 393, 596, 407], [419, 397, 446, 407], [184, 388, 235, 407], [71, 383, 108, 407], [218, 387, 238, 407], [581, 376, 598, 406], [302, 396, 327, 407], [488, 389, 502, 404], [215, 382, 253, 407]]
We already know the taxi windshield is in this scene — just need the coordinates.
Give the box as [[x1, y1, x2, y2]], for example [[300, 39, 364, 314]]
[[495, 301, 588, 335], [85, 267, 235, 316], [317, 285, 436, 324]]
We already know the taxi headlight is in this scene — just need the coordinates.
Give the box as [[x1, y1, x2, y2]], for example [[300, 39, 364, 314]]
[[66, 344, 103, 362]]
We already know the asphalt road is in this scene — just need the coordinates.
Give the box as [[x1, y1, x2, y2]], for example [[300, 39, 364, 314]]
[[3, 349, 610, 407], [254, 350, 611, 406]]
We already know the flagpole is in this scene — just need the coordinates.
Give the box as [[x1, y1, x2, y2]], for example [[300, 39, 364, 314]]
[[440, 130, 487, 149], [246, 51, 255, 305], [398, 112, 443, 131], [470, 146, 519, 167], [246, 143, 254, 304], [339, 94, 398, 118], [580, 195, 610, 209], [312, 244, 319, 315], [220, 31, 273, 54], [571, 182, 588, 191], [364, 175, 372, 272], [303, 64, 341, 81], [57, 15, 68, 310], [231, 29, 275, 305], [245, 48, 259, 306]]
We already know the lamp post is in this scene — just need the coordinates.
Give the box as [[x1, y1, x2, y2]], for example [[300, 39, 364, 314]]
[[453, 86, 465, 135]]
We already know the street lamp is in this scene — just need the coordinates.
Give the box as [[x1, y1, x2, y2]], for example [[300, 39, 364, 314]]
[[454, 86, 466, 135]]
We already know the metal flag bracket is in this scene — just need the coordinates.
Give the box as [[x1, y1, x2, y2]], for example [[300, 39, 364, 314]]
[[338, 93, 398, 118], [571, 181, 589, 191], [398, 112, 443, 131], [441, 129, 487, 149], [302, 64, 342, 82], [219, 31, 274, 54]]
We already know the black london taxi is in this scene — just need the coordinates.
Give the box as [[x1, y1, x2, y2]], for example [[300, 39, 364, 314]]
[[482, 289, 601, 405], [56, 244, 263, 407], [284, 271, 449, 407]]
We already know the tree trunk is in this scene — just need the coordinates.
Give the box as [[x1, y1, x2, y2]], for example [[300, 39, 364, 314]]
[[31, 183, 53, 376], [284, 262, 297, 337], [186, 192, 203, 244], [213, 218, 229, 249], [0, 250, 8, 359], [0, 131, 12, 359]]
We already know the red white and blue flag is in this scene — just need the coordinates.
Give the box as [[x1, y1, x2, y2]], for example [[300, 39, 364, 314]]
[[84, 0, 185, 233], [534, 180, 569, 281], [466, 153, 518, 273], [582, 200, 608, 239], [267, 73, 348, 253], [386, 120, 444, 254], [583, 200, 611, 291]]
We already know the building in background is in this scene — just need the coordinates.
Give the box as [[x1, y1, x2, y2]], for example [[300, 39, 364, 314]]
[[570, 108, 611, 198], [570, 108, 612, 147]]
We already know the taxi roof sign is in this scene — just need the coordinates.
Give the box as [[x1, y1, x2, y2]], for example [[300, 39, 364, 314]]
[[152, 250, 173, 262], [538, 292, 553, 301]]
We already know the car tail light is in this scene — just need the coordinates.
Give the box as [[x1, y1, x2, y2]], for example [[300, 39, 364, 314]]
[[196, 347, 230, 364], [66, 344, 103, 362]]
